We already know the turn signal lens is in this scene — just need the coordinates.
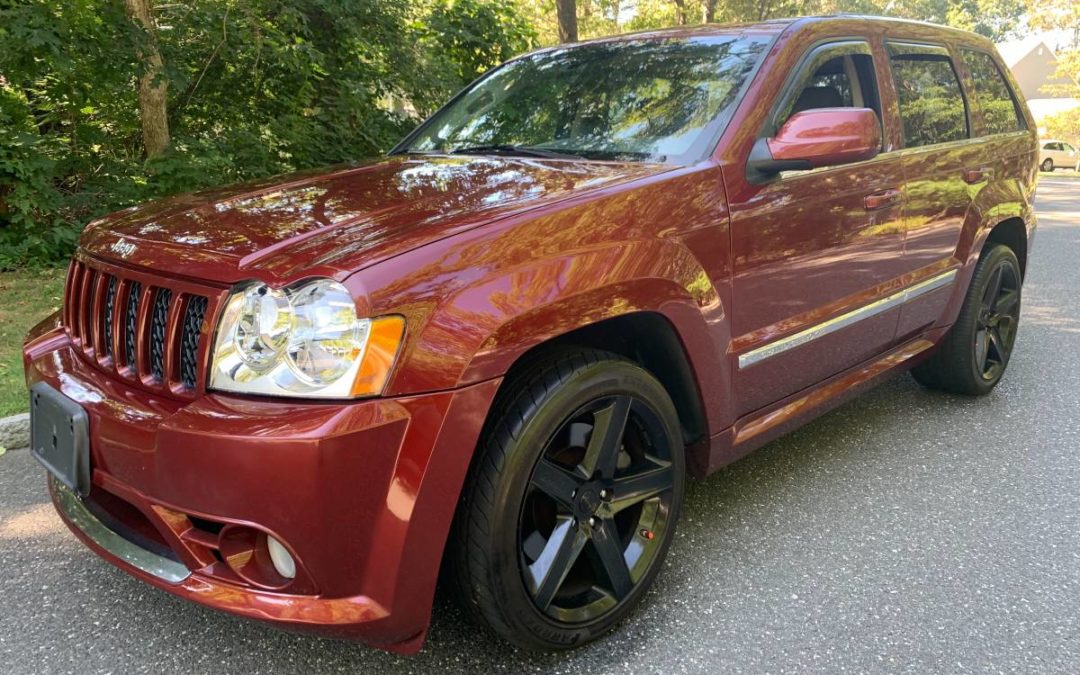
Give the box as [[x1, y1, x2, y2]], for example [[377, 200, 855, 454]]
[[351, 315, 406, 397]]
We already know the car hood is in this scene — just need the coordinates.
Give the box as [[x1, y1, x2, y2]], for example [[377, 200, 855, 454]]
[[81, 155, 672, 286]]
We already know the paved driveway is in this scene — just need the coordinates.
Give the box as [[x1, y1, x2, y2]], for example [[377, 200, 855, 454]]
[[2, 179, 1078, 674]]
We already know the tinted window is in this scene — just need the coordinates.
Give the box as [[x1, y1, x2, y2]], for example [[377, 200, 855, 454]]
[[961, 50, 1024, 134], [780, 53, 881, 126], [399, 36, 771, 164], [890, 54, 968, 147]]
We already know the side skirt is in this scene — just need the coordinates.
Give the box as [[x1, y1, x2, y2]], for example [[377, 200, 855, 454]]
[[693, 329, 946, 476]]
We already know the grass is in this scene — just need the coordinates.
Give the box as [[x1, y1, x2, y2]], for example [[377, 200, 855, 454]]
[[0, 267, 66, 417]]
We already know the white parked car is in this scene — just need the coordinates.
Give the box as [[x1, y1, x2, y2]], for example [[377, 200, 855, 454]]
[[1040, 139, 1079, 172]]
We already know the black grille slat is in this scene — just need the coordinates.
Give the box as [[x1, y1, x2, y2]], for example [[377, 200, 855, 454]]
[[103, 276, 117, 359], [180, 296, 208, 390], [64, 261, 210, 394], [150, 289, 172, 381], [124, 281, 142, 368]]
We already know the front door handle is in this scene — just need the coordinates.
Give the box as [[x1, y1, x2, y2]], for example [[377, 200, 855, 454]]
[[963, 167, 992, 184], [864, 188, 902, 211]]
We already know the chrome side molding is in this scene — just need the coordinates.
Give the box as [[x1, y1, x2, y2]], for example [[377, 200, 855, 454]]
[[52, 478, 191, 584], [739, 269, 958, 369]]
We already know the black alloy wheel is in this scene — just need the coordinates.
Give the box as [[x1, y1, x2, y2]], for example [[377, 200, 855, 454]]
[[973, 258, 1020, 382], [520, 395, 676, 623], [448, 350, 685, 650], [911, 243, 1022, 395]]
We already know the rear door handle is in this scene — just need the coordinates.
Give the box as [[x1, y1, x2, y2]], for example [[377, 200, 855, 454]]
[[963, 168, 992, 184], [864, 188, 902, 211]]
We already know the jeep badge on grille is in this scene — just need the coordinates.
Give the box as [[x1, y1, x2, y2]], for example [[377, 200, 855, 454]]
[[110, 238, 136, 258]]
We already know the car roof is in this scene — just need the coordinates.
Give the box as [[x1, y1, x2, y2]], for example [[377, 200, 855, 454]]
[[512, 15, 999, 68], [541, 14, 993, 48]]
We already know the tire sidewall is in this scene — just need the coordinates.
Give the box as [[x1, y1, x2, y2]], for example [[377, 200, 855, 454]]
[[480, 360, 686, 650]]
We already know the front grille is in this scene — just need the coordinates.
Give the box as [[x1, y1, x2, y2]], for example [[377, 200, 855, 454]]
[[63, 258, 214, 394], [180, 296, 208, 390], [103, 277, 117, 359], [150, 288, 171, 381], [124, 281, 142, 368]]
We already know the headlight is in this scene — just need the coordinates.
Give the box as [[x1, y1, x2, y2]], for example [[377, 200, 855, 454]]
[[209, 279, 405, 398]]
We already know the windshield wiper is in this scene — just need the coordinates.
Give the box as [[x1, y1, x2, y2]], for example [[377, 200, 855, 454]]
[[447, 144, 585, 160]]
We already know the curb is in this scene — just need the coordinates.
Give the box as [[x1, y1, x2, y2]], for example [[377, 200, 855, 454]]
[[0, 413, 30, 451]]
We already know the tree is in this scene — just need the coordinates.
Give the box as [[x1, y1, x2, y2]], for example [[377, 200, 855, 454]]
[[124, 0, 170, 159], [556, 0, 578, 42], [419, 0, 537, 95], [1043, 107, 1080, 145], [1026, 0, 1080, 98], [673, 0, 687, 25], [704, 0, 718, 22]]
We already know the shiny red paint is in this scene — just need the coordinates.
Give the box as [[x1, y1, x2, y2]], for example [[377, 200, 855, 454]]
[[24, 16, 1037, 653], [766, 107, 881, 167]]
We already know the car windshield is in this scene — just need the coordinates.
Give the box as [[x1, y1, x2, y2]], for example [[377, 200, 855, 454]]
[[396, 35, 771, 164]]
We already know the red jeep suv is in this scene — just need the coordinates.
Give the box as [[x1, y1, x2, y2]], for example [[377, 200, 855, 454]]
[[24, 16, 1036, 653]]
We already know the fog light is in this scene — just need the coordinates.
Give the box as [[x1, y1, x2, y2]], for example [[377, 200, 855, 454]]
[[267, 536, 296, 579]]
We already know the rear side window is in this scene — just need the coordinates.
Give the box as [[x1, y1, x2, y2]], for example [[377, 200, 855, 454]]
[[890, 52, 968, 147], [960, 49, 1025, 134]]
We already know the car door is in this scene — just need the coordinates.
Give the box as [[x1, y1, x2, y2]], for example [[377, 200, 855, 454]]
[[1044, 142, 1062, 166], [1059, 142, 1078, 168], [727, 40, 910, 415], [886, 42, 981, 339]]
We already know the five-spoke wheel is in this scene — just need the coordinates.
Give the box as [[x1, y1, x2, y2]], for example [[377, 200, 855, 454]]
[[449, 350, 684, 650], [521, 395, 676, 622], [974, 258, 1020, 382]]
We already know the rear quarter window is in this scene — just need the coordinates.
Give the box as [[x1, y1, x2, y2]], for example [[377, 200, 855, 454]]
[[890, 53, 968, 147], [960, 49, 1025, 135]]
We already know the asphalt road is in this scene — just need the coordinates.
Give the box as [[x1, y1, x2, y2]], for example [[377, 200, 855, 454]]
[[2, 178, 1079, 674]]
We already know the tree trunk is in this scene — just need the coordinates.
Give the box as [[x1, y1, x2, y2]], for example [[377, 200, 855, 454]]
[[125, 0, 170, 159], [556, 0, 577, 43], [673, 0, 687, 25], [704, 0, 718, 23]]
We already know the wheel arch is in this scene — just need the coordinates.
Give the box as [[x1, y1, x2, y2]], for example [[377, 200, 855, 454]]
[[492, 311, 711, 449], [983, 215, 1028, 279]]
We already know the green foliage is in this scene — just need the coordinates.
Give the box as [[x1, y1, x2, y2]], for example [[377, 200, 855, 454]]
[[418, 0, 537, 102], [1044, 108, 1080, 146], [0, 0, 1041, 270], [0, 0, 534, 269]]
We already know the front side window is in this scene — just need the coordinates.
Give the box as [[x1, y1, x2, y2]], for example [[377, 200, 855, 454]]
[[890, 52, 968, 147], [777, 50, 882, 129], [398, 36, 772, 164], [960, 49, 1025, 135]]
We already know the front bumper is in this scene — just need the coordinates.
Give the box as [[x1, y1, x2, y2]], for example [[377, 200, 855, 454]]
[[24, 315, 501, 653]]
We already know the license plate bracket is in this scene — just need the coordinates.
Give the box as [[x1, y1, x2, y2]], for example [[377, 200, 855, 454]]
[[30, 382, 91, 496]]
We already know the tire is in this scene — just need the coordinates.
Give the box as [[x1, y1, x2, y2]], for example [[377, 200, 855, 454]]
[[1041, 158, 1054, 172], [911, 244, 1022, 395], [448, 349, 685, 650]]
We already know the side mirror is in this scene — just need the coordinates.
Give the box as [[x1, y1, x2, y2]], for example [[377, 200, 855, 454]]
[[747, 108, 881, 178]]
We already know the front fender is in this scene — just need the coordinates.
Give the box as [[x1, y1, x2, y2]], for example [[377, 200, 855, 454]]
[[387, 236, 728, 431], [349, 162, 732, 413]]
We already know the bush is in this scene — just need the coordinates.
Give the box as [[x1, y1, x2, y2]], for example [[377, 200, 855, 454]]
[[1043, 107, 1080, 147], [0, 0, 533, 270]]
